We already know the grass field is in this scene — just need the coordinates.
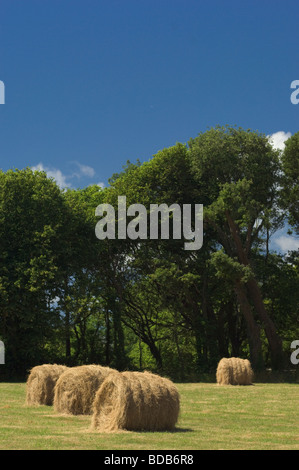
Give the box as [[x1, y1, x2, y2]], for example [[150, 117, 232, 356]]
[[0, 381, 299, 450]]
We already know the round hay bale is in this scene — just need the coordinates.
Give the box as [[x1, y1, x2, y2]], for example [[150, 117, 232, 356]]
[[26, 364, 68, 406], [53, 364, 116, 415], [216, 357, 253, 385], [91, 370, 180, 432]]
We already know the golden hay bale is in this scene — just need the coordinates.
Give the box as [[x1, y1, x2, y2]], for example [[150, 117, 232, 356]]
[[91, 370, 180, 432], [26, 364, 68, 406], [53, 364, 116, 415], [216, 357, 253, 385]]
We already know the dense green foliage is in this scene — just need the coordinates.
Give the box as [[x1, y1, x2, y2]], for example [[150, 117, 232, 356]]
[[0, 126, 298, 380]]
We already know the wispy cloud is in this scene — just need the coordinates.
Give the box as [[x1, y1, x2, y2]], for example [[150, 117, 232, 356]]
[[31, 163, 71, 189], [31, 161, 99, 189], [268, 131, 292, 151], [273, 235, 299, 253], [74, 162, 95, 178]]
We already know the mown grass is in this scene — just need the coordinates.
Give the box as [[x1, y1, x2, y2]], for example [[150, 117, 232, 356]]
[[0, 381, 298, 450]]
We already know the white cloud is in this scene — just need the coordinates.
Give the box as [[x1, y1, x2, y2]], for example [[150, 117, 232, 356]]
[[75, 163, 95, 178], [273, 235, 299, 253], [32, 161, 101, 189], [31, 163, 71, 189], [31, 161, 105, 189], [268, 131, 292, 151]]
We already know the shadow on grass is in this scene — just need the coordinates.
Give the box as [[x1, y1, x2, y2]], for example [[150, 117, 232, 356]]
[[133, 427, 194, 434], [172, 427, 194, 433], [254, 369, 299, 384]]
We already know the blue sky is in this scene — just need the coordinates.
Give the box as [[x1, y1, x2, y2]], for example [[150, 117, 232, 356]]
[[1, 0, 299, 251]]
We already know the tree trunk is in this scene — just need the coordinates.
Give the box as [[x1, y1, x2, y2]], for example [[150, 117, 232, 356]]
[[137, 331, 163, 370], [138, 338, 143, 370], [110, 275, 130, 371], [216, 304, 229, 359], [247, 278, 284, 369], [112, 305, 126, 370], [226, 211, 283, 369], [234, 280, 264, 370], [227, 300, 243, 357], [105, 308, 111, 365], [65, 309, 71, 362], [173, 318, 185, 381]]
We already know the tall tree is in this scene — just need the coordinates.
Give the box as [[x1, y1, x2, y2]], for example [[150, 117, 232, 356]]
[[0, 169, 68, 376], [189, 125, 284, 369], [281, 131, 299, 232]]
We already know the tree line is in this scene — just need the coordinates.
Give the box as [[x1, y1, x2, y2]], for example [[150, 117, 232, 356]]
[[0, 125, 298, 380]]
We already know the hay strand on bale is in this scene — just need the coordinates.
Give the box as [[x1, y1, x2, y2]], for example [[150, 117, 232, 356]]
[[91, 370, 180, 432], [53, 364, 116, 415], [216, 357, 253, 385], [26, 364, 68, 406]]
